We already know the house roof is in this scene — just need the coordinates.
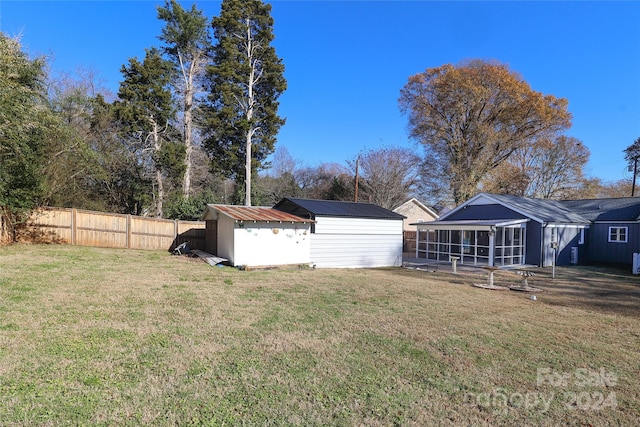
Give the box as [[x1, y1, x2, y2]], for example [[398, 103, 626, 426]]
[[274, 198, 405, 220], [441, 193, 590, 224], [202, 205, 313, 223], [559, 197, 640, 221], [486, 193, 590, 224], [440, 193, 640, 225]]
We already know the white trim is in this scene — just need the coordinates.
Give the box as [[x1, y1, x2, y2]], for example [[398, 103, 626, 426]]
[[578, 228, 585, 245], [546, 224, 590, 228], [414, 218, 528, 231]]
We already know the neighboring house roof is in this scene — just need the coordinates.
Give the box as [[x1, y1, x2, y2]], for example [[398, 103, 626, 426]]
[[274, 198, 405, 220], [202, 205, 314, 223], [559, 198, 640, 222], [393, 197, 440, 219]]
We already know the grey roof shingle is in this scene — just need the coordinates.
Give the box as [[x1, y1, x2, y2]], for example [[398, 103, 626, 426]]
[[559, 197, 640, 221], [460, 193, 640, 224], [485, 193, 590, 224]]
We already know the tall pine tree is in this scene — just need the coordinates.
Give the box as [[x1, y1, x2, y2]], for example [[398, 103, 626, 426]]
[[202, 0, 286, 206], [157, 0, 210, 199], [115, 48, 178, 217]]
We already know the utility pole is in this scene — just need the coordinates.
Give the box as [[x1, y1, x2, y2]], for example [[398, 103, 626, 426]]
[[633, 156, 639, 197], [354, 156, 359, 202]]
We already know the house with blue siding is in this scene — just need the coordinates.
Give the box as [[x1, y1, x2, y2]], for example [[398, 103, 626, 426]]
[[414, 193, 640, 267], [562, 198, 640, 265]]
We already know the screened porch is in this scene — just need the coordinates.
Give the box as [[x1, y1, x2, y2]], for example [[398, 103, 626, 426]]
[[414, 219, 529, 267]]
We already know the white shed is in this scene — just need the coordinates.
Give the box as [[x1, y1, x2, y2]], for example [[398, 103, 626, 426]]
[[273, 198, 405, 268], [201, 205, 313, 268]]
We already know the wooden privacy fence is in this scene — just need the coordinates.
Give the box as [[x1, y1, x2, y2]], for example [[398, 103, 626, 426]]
[[18, 207, 205, 252]]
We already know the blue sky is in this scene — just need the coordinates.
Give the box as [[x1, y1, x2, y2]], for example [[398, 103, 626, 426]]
[[1, 0, 639, 184]]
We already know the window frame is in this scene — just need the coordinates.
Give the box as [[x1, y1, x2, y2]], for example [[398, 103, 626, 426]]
[[608, 226, 628, 243]]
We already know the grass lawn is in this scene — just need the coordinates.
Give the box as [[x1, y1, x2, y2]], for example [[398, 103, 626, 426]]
[[0, 244, 638, 426]]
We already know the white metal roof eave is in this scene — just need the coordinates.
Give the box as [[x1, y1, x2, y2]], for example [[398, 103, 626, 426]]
[[544, 222, 591, 228], [412, 219, 529, 231], [235, 220, 311, 224], [591, 219, 640, 223]]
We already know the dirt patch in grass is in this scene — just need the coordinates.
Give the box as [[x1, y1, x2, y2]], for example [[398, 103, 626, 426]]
[[0, 244, 638, 426]]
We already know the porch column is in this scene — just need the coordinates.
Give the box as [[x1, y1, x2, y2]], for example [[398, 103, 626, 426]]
[[424, 229, 429, 259], [488, 229, 495, 267]]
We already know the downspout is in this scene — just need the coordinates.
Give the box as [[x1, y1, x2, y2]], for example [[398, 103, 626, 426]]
[[540, 223, 546, 267]]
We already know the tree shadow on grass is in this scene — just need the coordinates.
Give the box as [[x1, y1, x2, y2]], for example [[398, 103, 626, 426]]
[[532, 265, 640, 318], [398, 262, 640, 318]]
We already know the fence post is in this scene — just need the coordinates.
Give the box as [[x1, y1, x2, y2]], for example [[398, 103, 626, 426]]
[[71, 208, 77, 245], [127, 214, 131, 249]]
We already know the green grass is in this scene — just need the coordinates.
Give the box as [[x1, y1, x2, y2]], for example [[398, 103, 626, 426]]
[[0, 243, 638, 426]]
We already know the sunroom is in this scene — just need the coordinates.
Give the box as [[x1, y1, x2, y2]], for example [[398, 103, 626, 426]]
[[414, 219, 529, 267]]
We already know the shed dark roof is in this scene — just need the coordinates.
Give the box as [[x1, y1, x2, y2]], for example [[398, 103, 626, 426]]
[[559, 197, 640, 221], [274, 198, 405, 220]]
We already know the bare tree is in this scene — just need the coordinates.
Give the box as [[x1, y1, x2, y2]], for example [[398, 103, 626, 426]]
[[254, 146, 301, 205], [296, 163, 352, 200], [349, 147, 420, 209], [268, 146, 297, 178], [598, 179, 633, 198], [483, 135, 592, 199]]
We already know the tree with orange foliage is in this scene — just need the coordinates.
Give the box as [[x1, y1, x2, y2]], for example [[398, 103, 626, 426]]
[[399, 60, 572, 204]]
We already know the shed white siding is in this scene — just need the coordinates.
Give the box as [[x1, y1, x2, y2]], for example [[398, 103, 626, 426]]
[[203, 205, 313, 268], [311, 217, 403, 268], [232, 222, 311, 267]]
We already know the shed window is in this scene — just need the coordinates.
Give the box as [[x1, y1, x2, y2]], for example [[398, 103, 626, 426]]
[[608, 227, 628, 243]]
